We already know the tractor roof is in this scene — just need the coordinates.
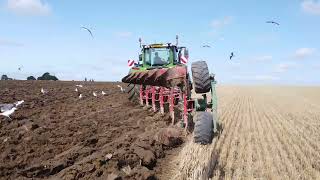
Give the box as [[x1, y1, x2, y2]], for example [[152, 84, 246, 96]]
[[143, 43, 177, 49]]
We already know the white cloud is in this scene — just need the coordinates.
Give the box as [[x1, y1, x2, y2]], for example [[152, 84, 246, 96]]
[[312, 63, 320, 69], [210, 16, 233, 28], [0, 39, 23, 47], [231, 75, 249, 80], [7, 0, 51, 16], [302, 0, 320, 15], [229, 61, 241, 67], [252, 55, 273, 62], [115, 31, 133, 38], [294, 48, 316, 59], [232, 75, 279, 81], [274, 62, 297, 73], [254, 75, 279, 81]]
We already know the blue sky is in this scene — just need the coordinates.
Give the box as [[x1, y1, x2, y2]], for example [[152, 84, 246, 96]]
[[0, 0, 319, 84]]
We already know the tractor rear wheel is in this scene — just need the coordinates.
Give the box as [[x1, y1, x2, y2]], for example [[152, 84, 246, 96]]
[[193, 112, 214, 145], [126, 84, 140, 102], [191, 61, 211, 93]]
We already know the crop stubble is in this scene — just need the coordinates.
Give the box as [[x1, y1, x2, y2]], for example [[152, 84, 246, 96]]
[[173, 86, 320, 180]]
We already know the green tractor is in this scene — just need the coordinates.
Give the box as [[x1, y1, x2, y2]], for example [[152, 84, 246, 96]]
[[122, 36, 219, 144]]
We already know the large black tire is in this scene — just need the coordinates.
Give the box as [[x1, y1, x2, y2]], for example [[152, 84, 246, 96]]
[[126, 84, 140, 102], [191, 61, 211, 93], [193, 112, 214, 145]]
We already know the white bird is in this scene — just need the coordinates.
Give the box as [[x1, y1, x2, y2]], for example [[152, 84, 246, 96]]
[[0, 107, 17, 120], [102, 91, 107, 96], [93, 92, 97, 97], [15, 100, 24, 107], [3, 137, 8, 142], [75, 88, 78, 92], [41, 88, 48, 94], [76, 85, 83, 88], [117, 85, 125, 93], [0, 100, 24, 113], [79, 94, 83, 99]]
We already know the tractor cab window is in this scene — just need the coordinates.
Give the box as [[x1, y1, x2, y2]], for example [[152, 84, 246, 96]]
[[145, 48, 171, 66]]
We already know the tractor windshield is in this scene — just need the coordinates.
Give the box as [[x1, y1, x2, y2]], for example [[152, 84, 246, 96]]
[[144, 48, 172, 66]]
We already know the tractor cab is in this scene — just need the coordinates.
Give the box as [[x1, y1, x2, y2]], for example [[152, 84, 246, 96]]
[[137, 38, 189, 69]]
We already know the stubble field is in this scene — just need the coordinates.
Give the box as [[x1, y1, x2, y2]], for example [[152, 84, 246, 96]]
[[171, 86, 320, 180]]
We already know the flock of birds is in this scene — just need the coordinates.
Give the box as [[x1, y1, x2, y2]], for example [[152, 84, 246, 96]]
[[80, 24, 243, 61], [13, 21, 280, 74], [201, 20, 280, 60], [0, 84, 125, 121], [3, 20, 280, 120]]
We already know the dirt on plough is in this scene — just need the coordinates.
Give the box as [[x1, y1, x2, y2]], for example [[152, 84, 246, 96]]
[[0, 81, 184, 180]]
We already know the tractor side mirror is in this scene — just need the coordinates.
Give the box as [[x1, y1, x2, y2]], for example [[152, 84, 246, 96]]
[[185, 49, 189, 59], [139, 54, 142, 64], [179, 48, 189, 58], [178, 47, 189, 64], [177, 51, 181, 64]]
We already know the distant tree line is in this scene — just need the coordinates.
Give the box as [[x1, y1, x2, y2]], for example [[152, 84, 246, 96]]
[[1, 72, 58, 81], [36, 72, 58, 81], [1, 75, 13, 80], [27, 76, 36, 80]]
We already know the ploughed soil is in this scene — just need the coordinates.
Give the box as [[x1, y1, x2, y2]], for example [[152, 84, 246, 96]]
[[0, 81, 185, 180]]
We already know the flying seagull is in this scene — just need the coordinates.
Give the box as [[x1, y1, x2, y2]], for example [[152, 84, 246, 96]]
[[81, 27, 94, 38], [202, 45, 211, 48], [102, 91, 107, 96], [0, 107, 17, 120], [18, 66, 23, 71], [266, 21, 280, 26], [230, 52, 234, 60]]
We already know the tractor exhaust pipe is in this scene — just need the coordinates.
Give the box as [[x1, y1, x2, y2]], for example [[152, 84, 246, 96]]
[[176, 35, 179, 46], [139, 38, 142, 48]]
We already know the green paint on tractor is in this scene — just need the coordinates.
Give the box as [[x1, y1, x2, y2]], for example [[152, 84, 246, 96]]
[[122, 36, 220, 145]]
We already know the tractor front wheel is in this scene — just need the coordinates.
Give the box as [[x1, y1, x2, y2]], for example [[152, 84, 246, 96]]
[[191, 61, 211, 93]]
